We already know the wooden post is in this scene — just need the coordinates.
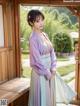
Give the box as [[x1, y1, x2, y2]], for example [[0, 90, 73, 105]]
[[14, 0, 21, 77], [75, 12, 80, 101], [77, 14, 80, 100]]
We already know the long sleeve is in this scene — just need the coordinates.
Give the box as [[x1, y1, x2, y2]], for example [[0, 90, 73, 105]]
[[29, 37, 51, 77], [42, 32, 57, 73], [50, 47, 57, 72]]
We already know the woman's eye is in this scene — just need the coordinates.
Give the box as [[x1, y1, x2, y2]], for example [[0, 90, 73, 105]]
[[36, 20, 39, 22]]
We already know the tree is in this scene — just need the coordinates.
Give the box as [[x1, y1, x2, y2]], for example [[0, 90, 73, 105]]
[[53, 32, 73, 54], [52, 9, 59, 20], [20, 6, 31, 51], [59, 13, 72, 28], [43, 12, 67, 43]]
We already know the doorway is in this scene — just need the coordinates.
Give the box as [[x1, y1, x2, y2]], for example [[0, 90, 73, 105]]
[[19, 5, 78, 97]]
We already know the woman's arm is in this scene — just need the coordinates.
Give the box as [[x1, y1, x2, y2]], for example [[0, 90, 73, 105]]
[[42, 32, 57, 75], [43, 32, 57, 74], [29, 37, 51, 79], [50, 47, 57, 74]]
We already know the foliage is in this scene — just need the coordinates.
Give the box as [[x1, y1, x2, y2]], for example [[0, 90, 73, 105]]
[[57, 64, 75, 76], [20, 6, 78, 51], [20, 6, 31, 50], [52, 9, 59, 20], [22, 64, 75, 79], [43, 12, 68, 43], [43, 7, 77, 24], [53, 32, 73, 53], [58, 13, 72, 28]]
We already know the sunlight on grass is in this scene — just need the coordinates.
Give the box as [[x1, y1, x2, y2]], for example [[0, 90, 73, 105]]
[[22, 64, 75, 78], [57, 64, 75, 76], [65, 77, 75, 83], [21, 53, 70, 61], [57, 56, 69, 61], [22, 64, 75, 83], [22, 67, 31, 78], [21, 54, 29, 59]]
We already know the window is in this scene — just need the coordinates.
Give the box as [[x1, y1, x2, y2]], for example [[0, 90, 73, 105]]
[[0, 5, 4, 47]]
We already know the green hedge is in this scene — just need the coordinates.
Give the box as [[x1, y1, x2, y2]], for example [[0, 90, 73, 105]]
[[53, 32, 73, 53]]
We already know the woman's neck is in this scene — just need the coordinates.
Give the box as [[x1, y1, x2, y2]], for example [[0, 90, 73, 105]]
[[32, 28, 42, 34]]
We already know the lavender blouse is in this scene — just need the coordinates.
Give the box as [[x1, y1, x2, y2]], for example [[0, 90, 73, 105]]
[[29, 31, 57, 77]]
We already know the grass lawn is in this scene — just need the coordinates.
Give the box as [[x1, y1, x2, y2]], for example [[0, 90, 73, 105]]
[[21, 53, 75, 83], [57, 64, 75, 76], [22, 64, 75, 78], [21, 54, 29, 59], [21, 53, 70, 61], [57, 56, 69, 61], [22, 67, 31, 78], [65, 77, 75, 83]]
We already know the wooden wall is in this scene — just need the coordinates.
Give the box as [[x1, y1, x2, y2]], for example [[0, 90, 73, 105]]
[[0, 0, 17, 83], [0, 48, 8, 83], [0, 48, 16, 84]]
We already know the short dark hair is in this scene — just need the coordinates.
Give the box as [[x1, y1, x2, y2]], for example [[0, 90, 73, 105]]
[[27, 10, 45, 27]]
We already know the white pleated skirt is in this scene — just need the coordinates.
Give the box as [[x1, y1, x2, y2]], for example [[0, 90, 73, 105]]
[[28, 54, 76, 106]]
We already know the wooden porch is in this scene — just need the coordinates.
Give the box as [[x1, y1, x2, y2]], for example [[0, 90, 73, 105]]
[[0, 0, 80, 106]]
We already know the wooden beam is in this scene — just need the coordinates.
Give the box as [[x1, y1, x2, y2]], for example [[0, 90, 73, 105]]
[[18, 0, 50, 4], [17, 0, 80, 6], [0, 0, 6, 4], [78, 15, 80, 100], [67, 6, 80, 17], [50, 0, 80, 6], [14, 0, 21, 77]]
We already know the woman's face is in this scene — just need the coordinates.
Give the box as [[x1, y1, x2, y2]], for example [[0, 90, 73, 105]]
[[33, 15, 44, 31]]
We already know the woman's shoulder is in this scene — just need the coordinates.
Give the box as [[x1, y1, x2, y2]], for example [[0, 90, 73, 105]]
[[29, 32, 36, 40], [42, 32, 48, 36], [29, 32, 39, 44], [42, 32, 49, 38]]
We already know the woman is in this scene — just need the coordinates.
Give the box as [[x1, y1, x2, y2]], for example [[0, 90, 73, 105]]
[[27, 10, 76, 106], [27, 10, 56, 106]]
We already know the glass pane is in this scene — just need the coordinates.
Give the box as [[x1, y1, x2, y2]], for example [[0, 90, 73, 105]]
[[0, 5, 4, 47]]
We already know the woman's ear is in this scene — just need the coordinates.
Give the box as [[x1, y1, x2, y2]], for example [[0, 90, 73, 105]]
[[30, 22, 34, 26]]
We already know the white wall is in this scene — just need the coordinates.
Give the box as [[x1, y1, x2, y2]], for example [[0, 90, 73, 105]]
[[0, 5, 4, 47]]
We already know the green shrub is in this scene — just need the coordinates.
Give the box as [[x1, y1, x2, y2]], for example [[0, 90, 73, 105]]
[[53, 32, 72, 53]]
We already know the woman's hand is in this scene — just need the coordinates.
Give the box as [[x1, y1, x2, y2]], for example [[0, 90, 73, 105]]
[[45, 69, 56, 80], [45, 72, 52, 80], [50, 71, 56, 79], [51, 70, 56, 76], [50, 69, 56, 79], [45, 71, 56, 80]]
